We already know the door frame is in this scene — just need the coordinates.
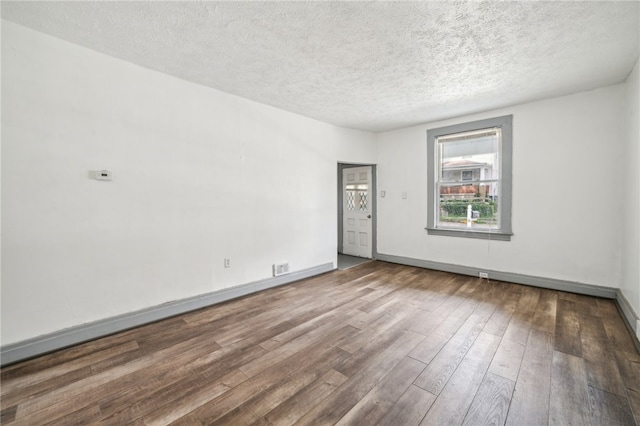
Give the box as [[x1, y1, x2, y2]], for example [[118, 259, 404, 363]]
[[338, 163, 377, 258]]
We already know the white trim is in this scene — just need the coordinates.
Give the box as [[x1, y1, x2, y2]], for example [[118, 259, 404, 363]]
[[0, 262, 334, 366]]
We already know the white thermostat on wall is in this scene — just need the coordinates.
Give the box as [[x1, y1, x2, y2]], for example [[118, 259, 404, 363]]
[[93, 170, 112, 181]]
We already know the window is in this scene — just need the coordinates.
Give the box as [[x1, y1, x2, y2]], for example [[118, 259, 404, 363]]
[[427, 115, 513, 240]]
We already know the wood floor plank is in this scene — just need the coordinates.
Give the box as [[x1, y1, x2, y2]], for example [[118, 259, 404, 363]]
[[167, 413, 202, 426], [182, 294, 295, 334], [295, 330, 425, 426], [12, 335, 222, 424], [0, 329, 148, 381], [44, 403, 102, 426], [462, 372, 515, 426], [627, 387, 640, 426], [256, 290, 370, 353], [142, 369, 249, 426], [98, 342, 266, 423], [406, 272, 459, 312], [409, 276, 477, 335], [572, 293, 603, 318], [0, 341, 139, 399], [505, 329, 553, 426], [286, 280, 385, 327], [409, 298, 470, 337], [213, 315, 297, 348], [531, 289, 558, 333], [125, 316, 212, 354], [502, 285, 540, 346], [588, 385, 636, 426], [419, 332, 501, 425], [549, 350, 590, 426], [598, 299, 638, 353], [257, 315, 340, 352], [488, 338, 525, 382], [614, 349, 640, 395], [482, 283, 522, 337], [409, 300, 476, 362], [240, 319, 359, 379], [580, 314, 627, 396], [413, 300, 497, 395], [333, 322, 413, 379], [1, 261, 637, 426], [357, 270, 421, 313], [189, 328, 357, 424], [614, 349, 640, 424], [208, 346, 352, 425], [337, 301, 412, 356], [555, 298, 583, 357], [377, 385, 436, 426], [0, 366, 94, 409], [0, 406, 17, 424], [335, 356, 426, 425], [256, 369, 348, 426]]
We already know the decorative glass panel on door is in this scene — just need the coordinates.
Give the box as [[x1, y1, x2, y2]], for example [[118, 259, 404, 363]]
[[346, 190, 355, 210], [345, 184, 368, 212], [359, 190, 368, 211]]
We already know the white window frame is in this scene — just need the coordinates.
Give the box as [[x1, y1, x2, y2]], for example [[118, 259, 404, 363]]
[[426, 115, 513, 241]]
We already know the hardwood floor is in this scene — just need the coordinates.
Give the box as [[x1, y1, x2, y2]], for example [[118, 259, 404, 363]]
[[1, 261, 639, 425]]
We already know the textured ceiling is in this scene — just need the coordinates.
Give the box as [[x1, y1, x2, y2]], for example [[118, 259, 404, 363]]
[[2, 1, 639, 132]]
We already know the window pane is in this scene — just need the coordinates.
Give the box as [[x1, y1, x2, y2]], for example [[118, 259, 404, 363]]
[[437, 182, 499, 230], [438, 130, 500, 183], [358, 191, 368, 211], [346, 190, 355, 210], [346, 184, 368, 212]]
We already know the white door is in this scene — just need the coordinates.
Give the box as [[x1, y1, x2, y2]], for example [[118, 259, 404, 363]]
[[342, 166, 372, 258]]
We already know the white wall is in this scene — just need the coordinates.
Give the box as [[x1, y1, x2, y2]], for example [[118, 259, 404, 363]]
[[1, 21, 377, 345], [377, 84, 626, 288], [622, 57, 640, 335]]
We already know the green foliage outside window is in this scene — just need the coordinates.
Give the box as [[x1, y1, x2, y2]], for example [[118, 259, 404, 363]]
[[440, 201, 495, 218]]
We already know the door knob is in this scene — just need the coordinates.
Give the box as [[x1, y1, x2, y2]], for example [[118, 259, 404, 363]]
[[367, 215, 372, 219]]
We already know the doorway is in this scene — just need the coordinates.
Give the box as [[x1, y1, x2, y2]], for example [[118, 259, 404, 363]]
[[338, 164, 376, 262]]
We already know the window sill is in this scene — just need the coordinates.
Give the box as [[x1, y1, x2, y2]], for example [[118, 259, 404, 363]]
[[425, 227, 512, 241]]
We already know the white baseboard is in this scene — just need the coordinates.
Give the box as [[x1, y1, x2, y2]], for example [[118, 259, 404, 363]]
[[0, 262, 334, 366]]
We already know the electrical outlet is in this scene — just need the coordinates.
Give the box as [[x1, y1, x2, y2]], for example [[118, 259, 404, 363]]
[[224, 258, 231, 268], [479, 272, 489, 279], [273, 262, 290, 277]]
